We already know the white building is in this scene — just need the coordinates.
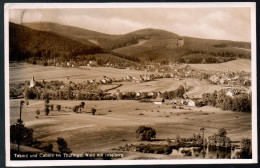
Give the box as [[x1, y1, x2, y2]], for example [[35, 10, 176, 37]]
[[226, 90, 234, 97], [154, 98, 165, 105], [29, 76, 36, 88], [136, 92, 141, 97], [188, 100, 196, 107]]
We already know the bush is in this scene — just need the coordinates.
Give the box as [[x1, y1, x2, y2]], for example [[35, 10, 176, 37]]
[[79, 102, 85, 112], [43, 143, 53, 153], [164, 146, 172, 154], [73, 106, 79, 113], [181, 149, 192, 156], [136, 126, 156, 141], [56, 105, 61, 112], [91, 108, 96, 115], [57, 137, 72, 153]]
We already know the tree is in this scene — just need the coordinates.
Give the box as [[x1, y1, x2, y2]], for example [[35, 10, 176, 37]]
[[241, 138, 251, 151], [45, 105, 50, 116], [176, 85, 185, 98], [136, 126, 156, 141], [218, 128, 227, 137], [19, 100, 25, 123], [200, 127, 206, 145], [16, 100, 25, 152], [91, 108, 96, 115], [35, 110, 40, 118], [44, 97, 50, 105], [79, 102, 85, 112], [166, 138, 171, 146], [73, 106, 79, 113], [176, 135, 181, 144], [56, 105, 61, 112], [10, 119, 34, 147], [26, 100, 29, 107], [237, 138, 252, 159], [43, 143, 53, 153], [57, 137, 72, 153]]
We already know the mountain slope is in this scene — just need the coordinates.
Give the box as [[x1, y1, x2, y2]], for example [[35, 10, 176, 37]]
[[24, 22, 108, 37], [9, 22, 141, 68], [24, 22, 181, 50], [113, 35, 251, 64], [23, 22, 251, 64], [9, 22, 103, 61]]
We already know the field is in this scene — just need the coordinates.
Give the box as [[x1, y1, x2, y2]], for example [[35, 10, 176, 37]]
[[9, 63, 153, 84], [10, 63, 226, 98], [102, 78, 223, 98], [9, 63, 252, 159], [10, 99, 251, 159], [189, 59, 251, 73]]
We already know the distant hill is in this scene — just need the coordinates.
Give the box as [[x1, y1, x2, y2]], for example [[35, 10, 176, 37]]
[[183, 36, 251, 49], [9, 22, 103, 61], [10, 22, 140, 65], [24, 22, 181, 50], [114, 35, 251, 64], [21, 22, 251, 64]]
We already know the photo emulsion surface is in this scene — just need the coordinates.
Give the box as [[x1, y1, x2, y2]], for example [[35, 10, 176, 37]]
[[5, 3, 257, 166]]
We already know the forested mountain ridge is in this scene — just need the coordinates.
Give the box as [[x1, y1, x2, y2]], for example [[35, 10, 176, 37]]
[[14, 22, 251, 64], [9, 22, 103, 61]]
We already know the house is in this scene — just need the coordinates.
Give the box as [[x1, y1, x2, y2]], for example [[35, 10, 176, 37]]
[[171, 99, 178, 104], [136, 92, 141, 97], [226, 90, 234, 97], [101, 79, 107, 84], [89, 79, 95, 83], [126, 76, 133, 80], [188, 100, 196, 107], [226, 89, 241, 97], [220, 78, 225, 85], [89, 60, 97, 66], [154, 98, 165, 105], [209, 75, 220, 84], [29, 76, 36, 88]]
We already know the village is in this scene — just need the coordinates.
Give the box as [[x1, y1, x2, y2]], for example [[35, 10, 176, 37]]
[[10, 58, 251, 112]]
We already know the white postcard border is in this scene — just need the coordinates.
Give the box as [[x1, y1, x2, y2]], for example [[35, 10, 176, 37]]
[[4, 2, 257, 167]]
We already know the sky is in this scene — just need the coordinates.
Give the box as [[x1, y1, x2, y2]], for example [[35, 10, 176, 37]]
[[9, 7, 251, 42]]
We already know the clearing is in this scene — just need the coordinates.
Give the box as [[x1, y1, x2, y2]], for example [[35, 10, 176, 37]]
[[188, 59, 251, 73]]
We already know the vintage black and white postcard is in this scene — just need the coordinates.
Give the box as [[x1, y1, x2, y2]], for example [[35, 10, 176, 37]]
[[4, 2, 257, 167]]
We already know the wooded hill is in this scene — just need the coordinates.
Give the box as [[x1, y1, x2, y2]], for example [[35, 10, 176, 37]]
[[9, 22, 140, 65], [13, 22, 251, 64], [24, 22, 180, 50], [9, 22, 103, 61]]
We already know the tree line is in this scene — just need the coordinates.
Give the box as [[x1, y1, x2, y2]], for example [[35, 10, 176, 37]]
[[202, 90, 251, 113]]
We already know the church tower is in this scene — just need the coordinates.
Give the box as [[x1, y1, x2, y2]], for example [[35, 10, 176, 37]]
[[29, 76, 36, 88]]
